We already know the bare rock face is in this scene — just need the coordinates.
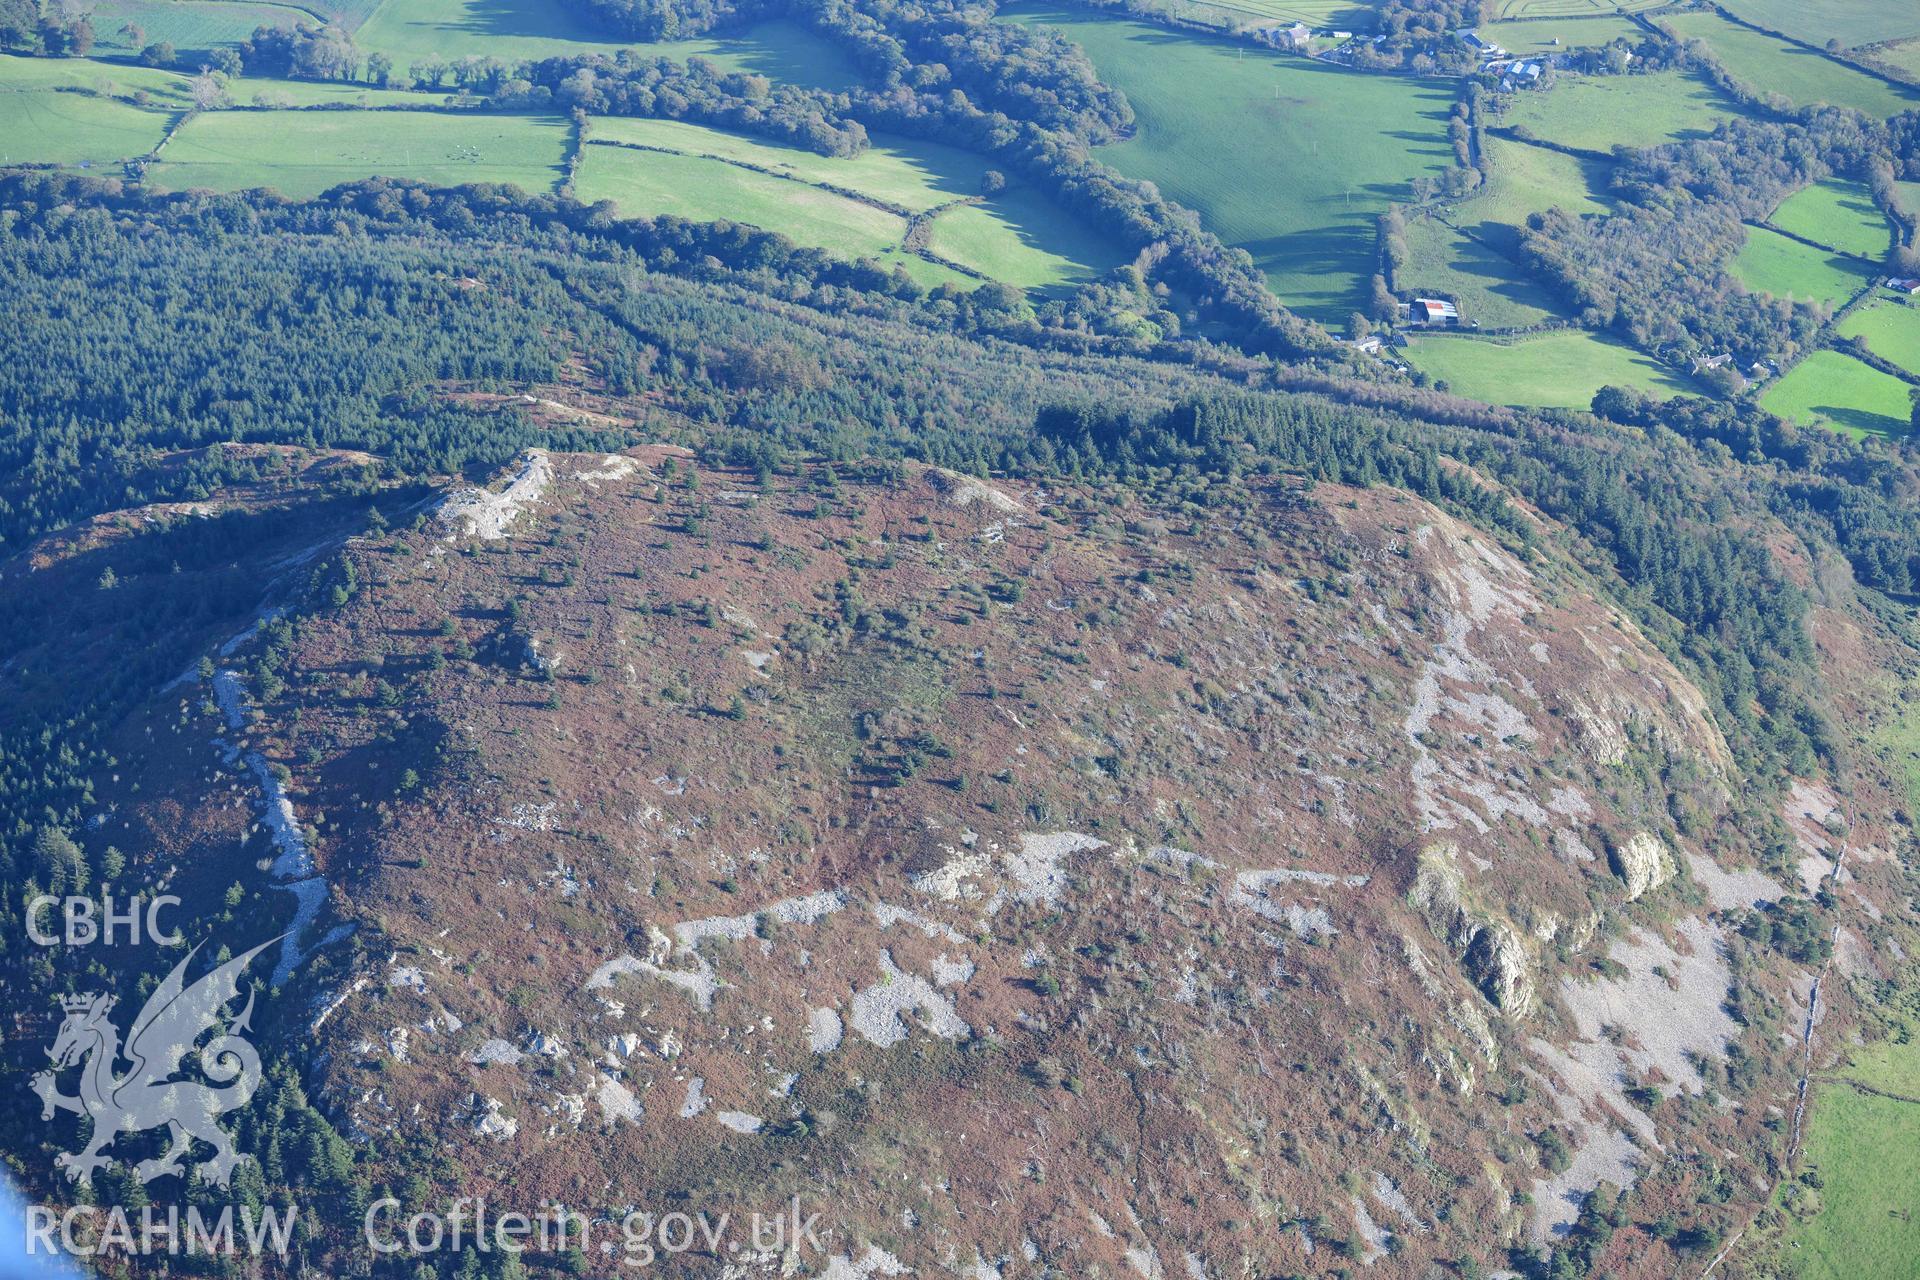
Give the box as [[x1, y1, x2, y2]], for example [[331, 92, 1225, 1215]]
[[1611, 830, 1676, 902], [1412, 842, 1535, 1019], [1409, 841, 1472, 946], [1463, 923, 1536, 1018]]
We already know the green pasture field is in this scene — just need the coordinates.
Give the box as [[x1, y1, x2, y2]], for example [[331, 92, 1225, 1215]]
[[354, 0, 858, 90], [1776, 1028, 1920, 1280], [1491, 0, 1666, 16], [1004, 4, 1455, 321], [1451, 136, 1611, 255], [1402, 328, 1694, 407], [0, 50, 487, 109], [1662, 10, 1920, 116], [0, 51, 196, 101], [586, 118, 1119, 291], [1843, 1032, 1920, 1099], [219, 77, 466, 107], [84, 0, 318, 53], [924, 190, 1125, 292], [1877, 39, 1920, 79], [1878, 680, 1920, 812], [0, 84, 172, 167], [1479, 15, 1640, 54], [267, 0, 383, 30], [1768, 180, 1893, 259], [589, 116, 986, 214], [147, 109, 569, 198], [1493, 69, 1744, 152], [1155, 0, 1378, 30], [1760, 349, 1914, 438], [1399, 215, 1566, 328], [1720, 0, 1920, 51], [1839, 299, 1920, 377], [1732, 226, 1873, 309], [574, 142, 969, 289]]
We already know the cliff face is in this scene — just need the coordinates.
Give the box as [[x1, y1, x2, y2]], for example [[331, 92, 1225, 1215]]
[[16, 446, 1902, 1276]]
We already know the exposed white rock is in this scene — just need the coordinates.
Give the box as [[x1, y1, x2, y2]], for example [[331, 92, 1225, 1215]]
[[469, 1039, 524, 1067], [850, 952, 970, 1047], [594, 1073, 644, 1125], [471, 1095, 517, 1142], [926, 466, 1022, 514], [1685, 851, 1782, 912], [1611, 831, 1676, 902], [819, 1245, 910, 1279], [1004, 832, 1105, 906], [1465, 922, 1535, 1018], [931, 954, 975, 987], [911, 849, 992, 901], [438, 449, 553, 541], [715, 1111, 763, 1134], [807, 1007, 844, 1054]]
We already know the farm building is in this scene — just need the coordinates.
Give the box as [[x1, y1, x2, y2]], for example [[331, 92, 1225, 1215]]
[[1888, 277, 1920, 294], [1412, 298, 1459, 326]]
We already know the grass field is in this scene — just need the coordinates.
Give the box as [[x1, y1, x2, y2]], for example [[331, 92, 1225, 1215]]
[[355, 0, 858, 90], [1452, 136, 1611, 255], [85, 0, 318, 53], [219, 77, 465, 107], [1769, 180, 1893, 259], [577, 143, 975, 289], [1781, 1086, 1920, 1278], [1840, 299, 1920, 377], [1874, 663, 1920, 813], [1721, 0, 1920, 51], [1479, 14, 1641, 54], [1662, 10, 1920, 117], [1878, 39, 1920, 79], [0, 85, 172, 167], [149, 109, 569, 197], [1494, 69, 1744, 152], [0, 52, 469, 109], [1152, 0, 1378, 30], [1492, 0, 1666, 15], [590, 117, 986, 214], [1402, 329, 1695, 407], [0, 51, 197, 101], [1005, 4, 1454, 321], [584, 118, 1118, 292], [1732, 226, 1873, 309], [260, 0, 384, 30], [578, 144, 909, 258], [926, 189, 1125, 291], [1761, 350, 1914, 438], [1844, 1033, 1920, 1098], [1399, 215, 1566, 328]]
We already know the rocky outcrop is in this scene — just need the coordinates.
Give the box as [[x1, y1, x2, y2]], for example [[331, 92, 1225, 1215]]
[[1411, 842, 1536, 1019], [1610, 831, 1676, 902], [1463, 923, 1536, 1018]]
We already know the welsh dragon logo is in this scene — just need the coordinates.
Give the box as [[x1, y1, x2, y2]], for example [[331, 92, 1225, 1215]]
[[30, 939, 275, 1188]]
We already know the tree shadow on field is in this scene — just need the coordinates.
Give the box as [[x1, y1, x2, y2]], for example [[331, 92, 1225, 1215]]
[[442, 0, 590, 40], [1810, 403, 1903, 438]]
